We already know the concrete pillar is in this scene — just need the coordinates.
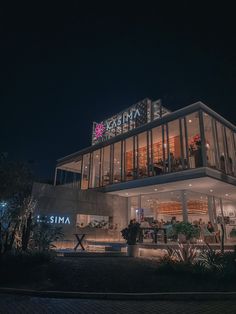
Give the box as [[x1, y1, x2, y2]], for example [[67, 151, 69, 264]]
[[208, 195, 216, 226]]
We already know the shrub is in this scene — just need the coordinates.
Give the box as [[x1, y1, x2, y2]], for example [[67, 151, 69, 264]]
[[174, 222, 199, 241], [163, 243, 198, 264], [199, 243, 236, 277]]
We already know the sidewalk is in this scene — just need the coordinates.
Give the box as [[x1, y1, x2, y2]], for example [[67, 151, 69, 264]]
[[0, 294, 236, 314]]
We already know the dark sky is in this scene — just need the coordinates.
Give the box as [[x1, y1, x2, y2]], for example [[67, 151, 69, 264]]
[[0, 2, 236, 180]]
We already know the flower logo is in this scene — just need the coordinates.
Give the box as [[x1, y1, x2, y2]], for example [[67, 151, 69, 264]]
[[95, 123, 105, 139]]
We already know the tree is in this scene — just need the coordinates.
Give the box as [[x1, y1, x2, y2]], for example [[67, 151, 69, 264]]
[[32, 217, 64, 251], [0, 157, 34, 255]]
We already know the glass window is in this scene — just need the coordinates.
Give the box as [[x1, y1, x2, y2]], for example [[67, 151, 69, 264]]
[[216, 121, 226, 173], [187, 191, 209, 225], [203, 112, 217, 168], [138, 132, 148, 178], [81, 153, 90, 190], [102, 145, 110, 186], [163, 125, 168, 172], [90, 149, 101, 188], [152, 126, 164, 175], [125, 137, 134, 181], [113, 141, 122, 183], [168, 119, 182, 172], [181, 118, 188, 169], [221, 199, 236, 241], [225, 127, 235, 176], [186, 112, 202, 168]]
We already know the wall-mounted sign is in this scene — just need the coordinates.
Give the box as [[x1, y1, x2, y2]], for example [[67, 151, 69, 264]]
[[37, 215, 71, 225], [92, 99, 170, 145]]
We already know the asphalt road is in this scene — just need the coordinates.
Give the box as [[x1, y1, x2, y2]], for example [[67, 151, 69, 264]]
[[0, 294, 236, 314]]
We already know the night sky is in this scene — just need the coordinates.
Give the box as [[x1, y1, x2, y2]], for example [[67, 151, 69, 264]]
[[0, 3, 236, 180]]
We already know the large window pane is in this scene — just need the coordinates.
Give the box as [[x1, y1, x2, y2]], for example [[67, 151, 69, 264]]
[[81, 153, 90, 190], [168, 119, 183, 172], [152, 126, 164, 175], [216, 121, 226, 172], [181, 118, 188, 168], [225, 127, 235, 176], [203, 112, 216, 168], [113, 141, 122, 183], [90, 149, 101, 188], [186, 112, 202, 168], [138, 132, 148, 178], [102, 145, 110, 186], [125, 137, 134, 181]]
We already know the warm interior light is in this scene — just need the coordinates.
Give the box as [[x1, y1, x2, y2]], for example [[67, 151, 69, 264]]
[[188, 119, 192, 123]]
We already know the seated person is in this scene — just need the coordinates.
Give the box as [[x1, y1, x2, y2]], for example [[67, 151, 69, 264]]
[[140, 218, 150, 228], [153, 162, 163, 175]]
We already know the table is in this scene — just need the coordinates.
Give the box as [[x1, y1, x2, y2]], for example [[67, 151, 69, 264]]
[[139, 227, 167, 244], [73, 233, 86, 251]]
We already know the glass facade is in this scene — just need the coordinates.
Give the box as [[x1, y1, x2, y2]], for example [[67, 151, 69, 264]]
[[57, 109, 236, 189], [129, 190, 236, 243], [81, 153, 90, 190]]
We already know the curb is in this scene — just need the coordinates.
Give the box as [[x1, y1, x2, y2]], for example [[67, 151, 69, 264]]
[[0, 288, 236, 301]]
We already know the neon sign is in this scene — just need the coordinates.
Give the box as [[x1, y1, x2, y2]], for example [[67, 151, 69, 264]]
[[95, 123, 106, 139], [37, 215, 71, 225], [92, 99, 170, 145]]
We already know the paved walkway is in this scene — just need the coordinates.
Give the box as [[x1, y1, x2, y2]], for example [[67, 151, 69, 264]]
[[0, 294, 235, 314]]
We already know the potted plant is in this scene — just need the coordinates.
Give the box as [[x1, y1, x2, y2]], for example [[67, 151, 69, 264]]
[[121, 221, 140, 257], [229, 228, 236, 242], [174, 222, 200, 243]]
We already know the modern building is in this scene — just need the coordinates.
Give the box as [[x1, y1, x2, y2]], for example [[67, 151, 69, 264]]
[[33, 98, 236, 247]]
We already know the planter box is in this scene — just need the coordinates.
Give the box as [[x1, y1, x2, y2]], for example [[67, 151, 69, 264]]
[[127, 244, 139, 257]]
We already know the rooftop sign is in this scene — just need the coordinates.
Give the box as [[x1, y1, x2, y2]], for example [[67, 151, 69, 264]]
[[92, 99, 170, 145]]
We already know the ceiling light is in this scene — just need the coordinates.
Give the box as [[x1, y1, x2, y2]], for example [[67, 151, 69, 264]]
[[210, 189, 213, 192], [189, 184, 192, 187], [188, 119, 192, 123], [225, 193, 229, 196], [154, 188, 157, 191], [125, 193, 129, 196]]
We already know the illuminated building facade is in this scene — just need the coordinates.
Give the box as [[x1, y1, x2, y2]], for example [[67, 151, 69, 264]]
[[33, 99, 236, 246]]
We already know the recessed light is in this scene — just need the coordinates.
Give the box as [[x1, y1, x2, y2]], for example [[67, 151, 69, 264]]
[[154, 188, 157, 191], [125, 193, 129, 196], [225, 193, 229, 196], [210, 189, 213, 192], [189, 184, 192, 187], [188, 119, 192, 123]]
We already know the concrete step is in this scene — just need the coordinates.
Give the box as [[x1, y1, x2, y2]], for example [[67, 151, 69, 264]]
[[60, 251, 127, 257]]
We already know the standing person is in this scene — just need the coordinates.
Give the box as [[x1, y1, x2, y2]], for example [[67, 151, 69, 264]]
[[207, 221, 215, 233]]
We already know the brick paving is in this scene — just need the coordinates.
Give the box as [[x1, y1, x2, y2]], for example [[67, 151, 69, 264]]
[[0, 294, 235, 314]]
